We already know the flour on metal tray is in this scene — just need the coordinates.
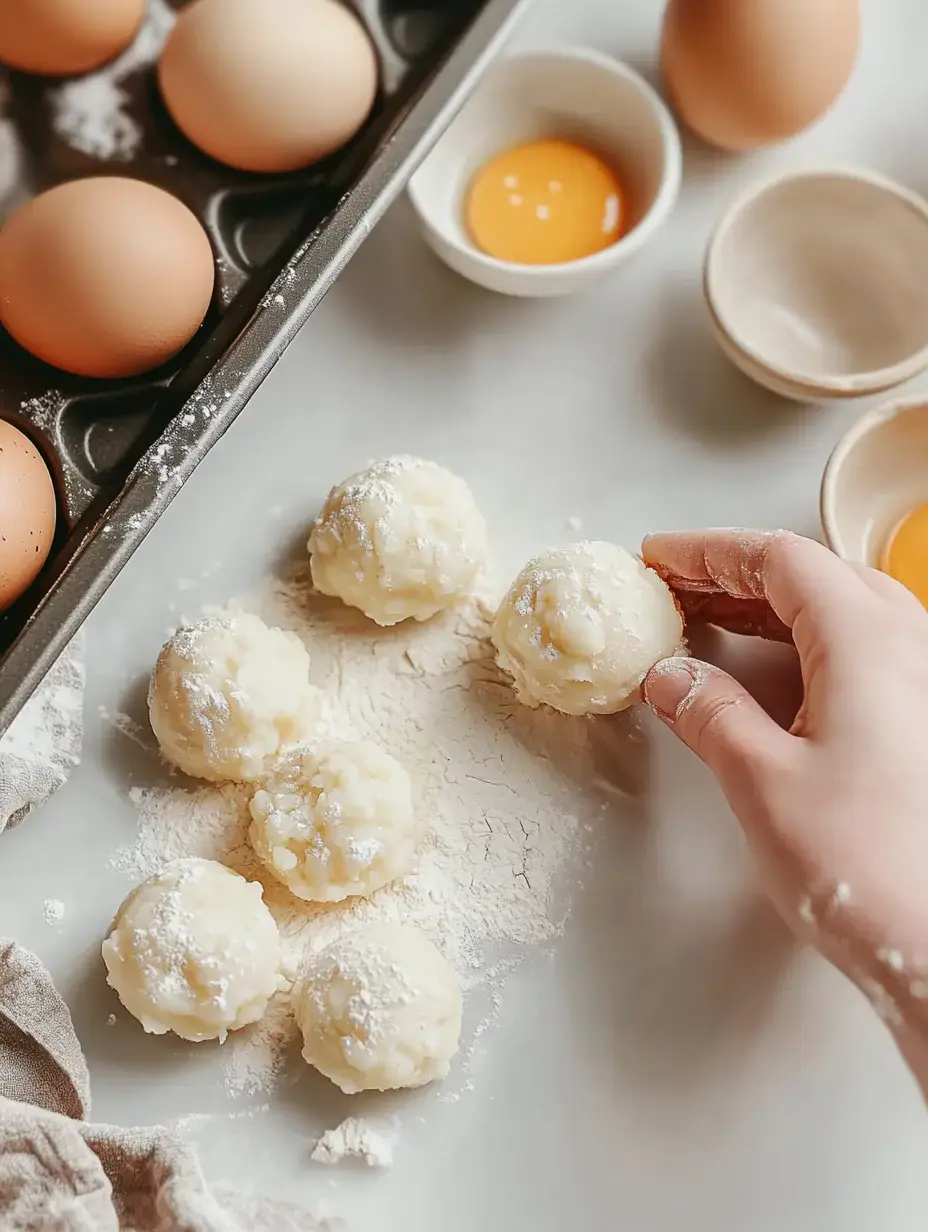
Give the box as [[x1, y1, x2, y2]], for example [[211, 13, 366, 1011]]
[[51, 0, 176, 161]]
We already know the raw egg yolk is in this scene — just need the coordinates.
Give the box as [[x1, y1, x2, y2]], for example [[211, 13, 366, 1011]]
[[881, 505, 928, 607], [465, 139, 625, 266]]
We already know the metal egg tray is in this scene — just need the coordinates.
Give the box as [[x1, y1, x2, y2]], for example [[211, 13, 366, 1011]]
[[0, 0, 528, 736]]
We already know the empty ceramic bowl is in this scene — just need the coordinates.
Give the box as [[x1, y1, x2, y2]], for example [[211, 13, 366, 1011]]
[[407, 48, 682, 297], [821, 395, 928, 563], [705, 168, 928, 401]]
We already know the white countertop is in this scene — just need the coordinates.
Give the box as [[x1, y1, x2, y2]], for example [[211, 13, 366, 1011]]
[[2, 0, 928, 1227]]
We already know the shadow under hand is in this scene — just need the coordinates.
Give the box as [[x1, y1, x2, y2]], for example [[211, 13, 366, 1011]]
[[688, 624, 804, 731], [609, 889, 794, 1096]]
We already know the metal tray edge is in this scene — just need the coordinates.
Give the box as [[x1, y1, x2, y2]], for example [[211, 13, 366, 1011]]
[[0, 0, 531, 739]]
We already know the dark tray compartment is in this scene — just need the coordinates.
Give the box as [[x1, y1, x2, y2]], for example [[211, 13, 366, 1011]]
[[0, 0, 528, 737]]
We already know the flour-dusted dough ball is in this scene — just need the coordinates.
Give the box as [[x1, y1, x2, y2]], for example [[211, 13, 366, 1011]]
[[308, 456, 488, 626], [493, 541, 683, 716], [249, 740, 419, 903], [101, 858, 283, 1043], [149, 613, 324, 782], [295, 924, 462, 1093]]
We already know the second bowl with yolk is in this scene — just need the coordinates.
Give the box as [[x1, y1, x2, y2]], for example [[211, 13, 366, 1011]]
[[407, 48, 682, 298], [822, 396, 928, 607]]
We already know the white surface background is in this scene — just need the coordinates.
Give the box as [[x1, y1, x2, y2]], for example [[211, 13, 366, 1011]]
[[3, 0, 928, 1227]]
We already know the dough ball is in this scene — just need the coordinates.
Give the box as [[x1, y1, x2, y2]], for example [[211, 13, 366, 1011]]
[[308, 456, 488, 626], [492, 541, 683, 716], [149, 613, 324, 782], [295, 925, 462, 1093], [249, 740, 419, 903], [102, 858, 283, 1043], [157, 0, 378, 173]]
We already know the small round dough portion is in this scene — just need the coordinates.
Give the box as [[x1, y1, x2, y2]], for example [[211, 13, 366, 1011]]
[[249, 740, 419, 903], [492, 541, 683, 716], [149, 614, 324, 782], [295, 924, 462, 1093], [308, 456, 488, 626], [101, 858, 283, 1043]]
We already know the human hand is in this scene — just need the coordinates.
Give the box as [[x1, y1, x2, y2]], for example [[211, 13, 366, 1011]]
[[641, 529, 928, 1096]]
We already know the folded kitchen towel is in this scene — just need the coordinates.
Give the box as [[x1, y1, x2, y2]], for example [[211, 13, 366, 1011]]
[[0, 940, 338, 1232]]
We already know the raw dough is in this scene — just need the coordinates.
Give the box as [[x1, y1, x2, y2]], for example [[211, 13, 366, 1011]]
[[101, 858, 283, 1042], [148, 613, 324, 782], [492, 541, 683, 715], [308, 456, 488, 626], [294, 924, 462, 1093], [249, 740, 419, 903]]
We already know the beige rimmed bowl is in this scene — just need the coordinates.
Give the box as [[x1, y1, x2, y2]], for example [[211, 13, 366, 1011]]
[[705, 168, 928, 402], [821, 395, 928, 564]]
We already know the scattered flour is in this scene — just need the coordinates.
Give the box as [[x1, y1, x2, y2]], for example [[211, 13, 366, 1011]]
[[112, 565, 625, 1097], [51, 0, 176, 161], [18, 393, 66, 434], [43, 899, 65, 926], [832, 881, 852, 908], [171, 1103, 272, 1140], [878, 947, 905, 973], [1, 634, 85, 833], [98, 705, 154, 751], [312, 1118, 396, 1169]]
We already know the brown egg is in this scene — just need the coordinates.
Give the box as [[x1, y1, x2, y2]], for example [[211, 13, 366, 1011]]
[[0, 178, 215, 380], [157, 0, 378, 174], [0, 420, 56, 613], [661, 0, 860, 152], [0, 0, 145, 76]]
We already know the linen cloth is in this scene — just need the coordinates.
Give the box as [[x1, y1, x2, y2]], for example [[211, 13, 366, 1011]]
[[0, 941, 336, 1231]]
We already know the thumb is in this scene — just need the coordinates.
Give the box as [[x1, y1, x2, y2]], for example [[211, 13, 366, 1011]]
[[643, 657, 792, 802]]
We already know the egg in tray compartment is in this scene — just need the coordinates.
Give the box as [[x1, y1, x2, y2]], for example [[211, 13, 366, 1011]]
[[0, 0, 502, 669]]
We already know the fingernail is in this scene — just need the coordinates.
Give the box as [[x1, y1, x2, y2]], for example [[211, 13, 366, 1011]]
[[644, 658, 697, 721]]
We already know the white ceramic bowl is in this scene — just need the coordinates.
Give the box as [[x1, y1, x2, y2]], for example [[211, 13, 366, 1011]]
[[407, 48, 682, 298], [705, 168, 928, 402], [821, 395, 928, 563]]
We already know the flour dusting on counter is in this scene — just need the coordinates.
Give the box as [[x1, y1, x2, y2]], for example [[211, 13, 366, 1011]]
[[113, 564, 628, 1096], [43, 898, 65, 926], [312, 1117, 396, 1168]]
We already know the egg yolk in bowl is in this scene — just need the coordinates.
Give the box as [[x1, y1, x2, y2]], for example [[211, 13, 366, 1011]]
[[465, 139, 626, 266]]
